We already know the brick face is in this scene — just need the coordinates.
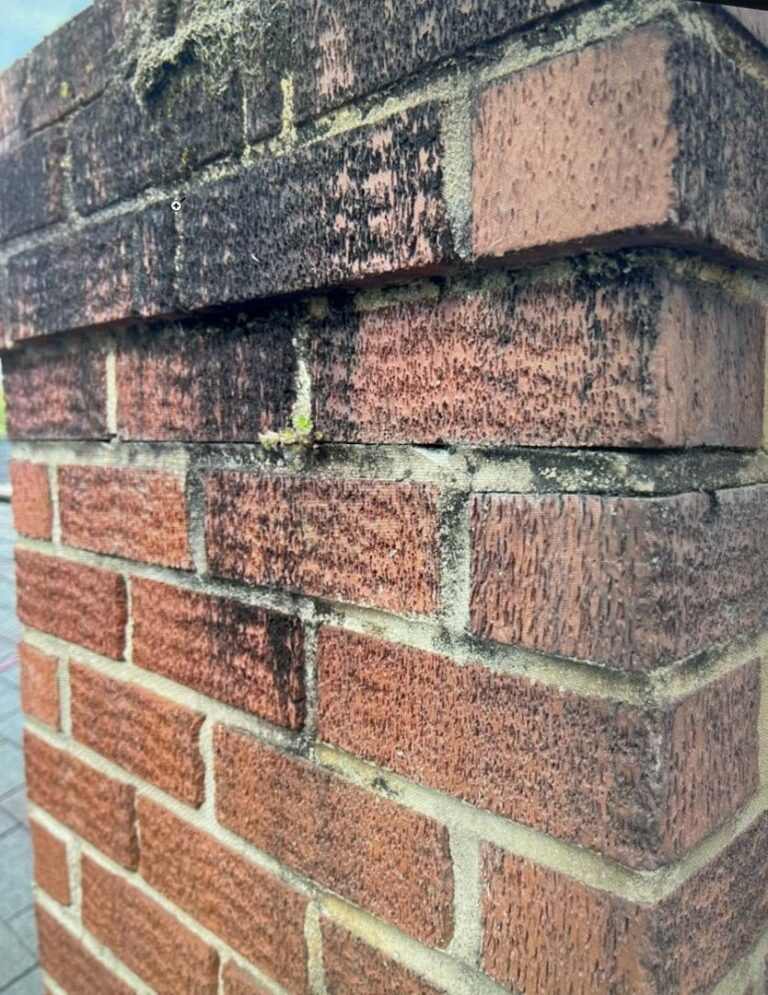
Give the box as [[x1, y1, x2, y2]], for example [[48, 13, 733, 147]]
[[470, 487, 768, 670], [139, 798, 309, 993], [24, 732, 137, 867], [205, 473, 441, 613], [36, 904, 133, 995], [222, 963, 272, 995], [82, 855, 220, 995], [0, 127, 65, 240], [16, 550, 127, 659], [214, 725, 454, 946], [19, 642, 59, 729], [10, 461, 52, 539], [131, 577, 305, 728], [70, 664, 205, 806], [322, 921, 445, 995], [310, 266, 765, 448], [58, 465, 192, 569], [29, 820, 70, 905]]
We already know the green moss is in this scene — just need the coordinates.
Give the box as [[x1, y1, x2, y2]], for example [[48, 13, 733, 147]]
[[259, 410, 322, 452]]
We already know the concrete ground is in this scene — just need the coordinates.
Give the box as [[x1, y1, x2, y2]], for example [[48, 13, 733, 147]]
[[0, 501, 41, 993]]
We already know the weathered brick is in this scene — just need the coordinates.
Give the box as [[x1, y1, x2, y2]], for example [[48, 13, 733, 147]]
[[482, 809, 768, 994], [215, 725, 454, 946], [0, 60, 26, 154], [322, 920, 445, 995], [473, 24, 768, 268], [16, 550, 127, 659], [8, 204, 177, 341], [3, 341, 107, 439], [59, 465, 191, 569], [10, 461, 52, 539], [116, 316, 296, 442], [36, 904, 133, 995], [139, 798, 309, 993], [294, 0, 575, 119], [722, 5, 768, 48], [24, 732, 137, 867], [179, 104, 454, 310], [82, 855, 219, 995], [222, 963, 272, 995], [311, 263, 765, 448], [318, 628, 760, 866], [29, 819, 70, 905], [131, 577, 305, 728], [0, 127, 65, 240], [19, 642, 59, 729], [470, 486, 768, 670], [205, 474, 440, 613], [71, 664, 205, 806]]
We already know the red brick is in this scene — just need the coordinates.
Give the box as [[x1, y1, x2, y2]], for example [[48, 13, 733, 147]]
[[19, 642, 59, 729], [36, 904, 133, 995], [116, 317, 296, 442], [472, 24, 768, 268], [482, 809, 768, 994], [24, 732, 137, 867], [222, 963, 273, 995], [131, 577, 305, 728], [139, 798, 309, 993], [29, 819, 70, 905], [82, 855, 219, 995], [16, 550, 126, 659], [322, 920, 445, 994], [10, 461, 52, 539], [59, 465, 191, 569], [3, 342, 107, 439], [311, 265, 765, 448], [70, 664, 205, 806], [0, 126, 65, 240], [205, 474, 440, 614], [0, 60, 25, 154], [318, 628, 759, 866], [470, 486, 768, 670], [214, 725, 454, 946]]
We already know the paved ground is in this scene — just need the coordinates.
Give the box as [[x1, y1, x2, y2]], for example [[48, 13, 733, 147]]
[[0, 501, 41, 993]]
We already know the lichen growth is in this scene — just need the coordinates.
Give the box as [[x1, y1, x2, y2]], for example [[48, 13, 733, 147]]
[[259, 411, 322, 452]]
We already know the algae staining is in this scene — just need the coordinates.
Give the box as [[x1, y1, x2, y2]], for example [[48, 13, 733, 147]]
[[59, 80, 71, 100], [258, 410, 323, 452]]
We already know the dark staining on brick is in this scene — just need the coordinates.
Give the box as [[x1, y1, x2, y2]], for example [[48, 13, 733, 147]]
[[0, 127, 66, 241]]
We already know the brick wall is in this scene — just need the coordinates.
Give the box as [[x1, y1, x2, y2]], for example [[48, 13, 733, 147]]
[[1, 0, 767, 993]]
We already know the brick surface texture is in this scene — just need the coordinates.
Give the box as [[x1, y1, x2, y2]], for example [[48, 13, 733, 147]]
[[4, 1, 767, 992]]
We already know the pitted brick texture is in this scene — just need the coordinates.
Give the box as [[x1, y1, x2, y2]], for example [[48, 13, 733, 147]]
[[59, 465, 191, 569], [215, 725, 454, 946], [470, 486, 768, 669], [322, 920, 445, 994], [10, 461, 52, 539], [0, 127, 65, 240], [29, 820, 70, 905], [473, 25, 768, 267], [70, 664, 205, 806], [318, 629, 759, 867], [24, 733, 137, 867], [116, 317, 296, 441], [16, 550, 127, 659], [131, 577, 305, 728], [36, 905, 133, 995], [310, 267, 765, 448], [222, 963, 272, 995], [139, 798, 309, 994], [205, 473, 440, 613], [0, 61, 25, 154], [82, 856, 219, 995], [19, 642, 59, 729]]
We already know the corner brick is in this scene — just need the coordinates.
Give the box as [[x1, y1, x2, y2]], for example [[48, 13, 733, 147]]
[[179, 104, 454, 311], [139, 797, 309, 993], [29, 820, 70, 905], [322, 920, 445, 995], [205, 474, 440, 614], [19, 642, 60, 729], [318, 629, 759, 867], [214, 725, 454, 946], [16, 550, 127, 659], [0, 127, 65, 240], [58, 465, 192, 569], [470, 486, 768, 670], [310, 264, 765, 448], [82, 855, 219, 995], [131, 577, 305, 728], [70, 664, 205, 806], [3, 342, 107, 440], [24, 732, 137, 867], [0, 60, 26, 154], [36, 905, 133, 995], [482, 809, 768, 994], [10, 461, 52, 539], [472, 24, 768, 268], [222, 963, 273, 995], [722, 5, 768, 48], [116, 317, 296, 442]]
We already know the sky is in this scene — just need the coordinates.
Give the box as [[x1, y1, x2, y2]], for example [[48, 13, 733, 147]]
[[1, 0, 93, 71]]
